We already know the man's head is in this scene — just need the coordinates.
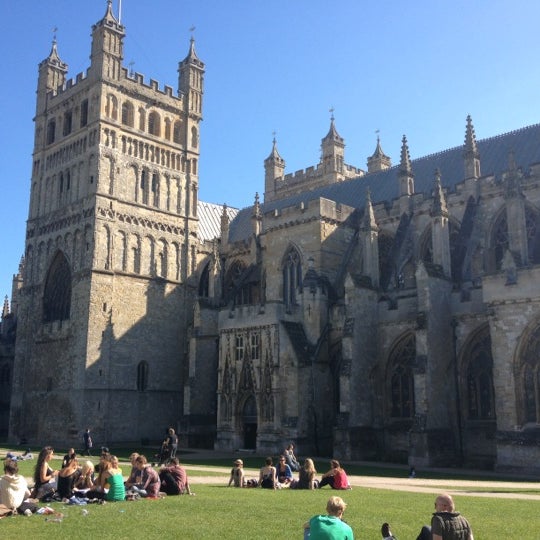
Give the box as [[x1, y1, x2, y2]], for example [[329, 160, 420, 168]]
[[4, 459, 18, 475], [326, 496, 347, 518], [435, 493, 455, 512]]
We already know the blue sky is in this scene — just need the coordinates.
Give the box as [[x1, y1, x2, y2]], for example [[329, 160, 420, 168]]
[[2, 0, 540, 303]]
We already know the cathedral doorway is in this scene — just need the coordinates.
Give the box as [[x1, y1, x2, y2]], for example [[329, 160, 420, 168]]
[[242, 395, 257, 449]]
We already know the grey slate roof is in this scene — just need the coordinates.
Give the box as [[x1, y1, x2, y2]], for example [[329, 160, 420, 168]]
[[228, 123, 540, 243], [197, 201, 239, 242]]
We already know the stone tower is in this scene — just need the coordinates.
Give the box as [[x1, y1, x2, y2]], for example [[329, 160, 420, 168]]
[[9, 2, 204, 446]]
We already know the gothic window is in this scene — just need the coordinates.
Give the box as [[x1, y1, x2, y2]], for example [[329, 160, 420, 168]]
[[138, 108, 146, 131], [378, 232, 394, 290], [282, 247, 302, 308], [121, 101, 134, 127], [464, 326, 494, 420], [250, 332, 261, 361], [173, 121, 182, 144], [191, 126, 198, 148], [517, 324, 540, 424], [224, 260, 251, 306], [148, 111, 161, 136], [235, 334, 244, 362], [152, 173, 159, 207], [63, 111, 72, 136], [525, 206, 540, 264], [199, 262, 210, 297], [388, 334, 416, 418], [43, 251, 72, 323], [106, 94, 118, 120], [164, 118, 171, 140], [491, 212, 508, 271], [141, 170, 148, 205], [137, 361, 149, 391], [46, 119, 56, 145], [80, 100, 88, 127]]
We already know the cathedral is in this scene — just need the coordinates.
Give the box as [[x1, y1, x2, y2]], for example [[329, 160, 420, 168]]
[[4, 2, 540, 474]]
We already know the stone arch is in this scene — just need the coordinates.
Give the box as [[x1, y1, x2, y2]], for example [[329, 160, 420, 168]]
[[514, 318, 540, 425], [114, 230, 127, 271], [386, 333, 416, 420], [121, 100, 134, 127], [140, 235, 155, 276], [105, 93, 118, 120], [459, 324, 495, 420], [156, 238, 168, 278], [43, 250, 72, 323], [148, 111, 161, 137], [282, 244, 303, 308]]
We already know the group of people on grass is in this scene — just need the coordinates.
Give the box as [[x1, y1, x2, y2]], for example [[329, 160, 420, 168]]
[[0, 444, 193, 516], [229, 454, 351, 491]]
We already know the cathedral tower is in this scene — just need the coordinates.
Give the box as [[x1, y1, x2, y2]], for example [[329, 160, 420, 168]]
[[10, 3, 204, 446]]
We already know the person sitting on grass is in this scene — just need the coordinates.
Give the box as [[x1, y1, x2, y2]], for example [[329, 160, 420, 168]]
[[228, 459, 245, 487], [258, 457, 277, 489], [291, 458, 318, 489], [415, 493, 474, 540], [276, 455, 293, 486], [0, 459, 38, 515], [124, 452, 141, 490], [74, 460, 95, 492], [57, 455, 81, 500], [127, 455, 160, 498], [85, 454, 125, 502], [32, 446, 58, 500], [304, 496, 354, 539], [159, 457, 193, 495], [318, 459, 350, 490]]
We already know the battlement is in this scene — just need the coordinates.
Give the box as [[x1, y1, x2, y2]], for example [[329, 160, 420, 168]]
[[47, 65, 180, 104]]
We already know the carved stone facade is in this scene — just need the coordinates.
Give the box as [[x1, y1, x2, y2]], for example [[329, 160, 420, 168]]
[[8, 3, 540, 474]]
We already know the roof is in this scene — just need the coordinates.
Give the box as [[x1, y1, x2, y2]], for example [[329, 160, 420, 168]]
[[229, 122, 540, 242], [197, 201, 239, 242]]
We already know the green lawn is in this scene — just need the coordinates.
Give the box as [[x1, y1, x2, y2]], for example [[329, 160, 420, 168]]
[[0, 483, 537, 539], [1, 447, 539, 539]]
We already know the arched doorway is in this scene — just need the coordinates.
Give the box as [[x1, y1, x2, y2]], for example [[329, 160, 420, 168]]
[[242, 395, 257, 449]]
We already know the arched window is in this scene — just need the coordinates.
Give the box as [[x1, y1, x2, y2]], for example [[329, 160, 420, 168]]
[[517, 324, 540, 424], [137, 361, 149, 391], [43, 251, 72, 323], [388, 334, 416, 418], [121, 101, 134, 127], [138, 108, 146, 131], [282, 247, 302, 308], [106, 94, 118, 120], [164, 118, 172, 140], [191, 126, 198, 148], [491, 211, 508, 271], [46, 119, 56, 145], [464, 327, 495, 420], [173, 121, 182, 144], [199, 261, 210, 297], [148, 111, 161, 136], [525, 206, 540, 264], [224, 260, 252, 306]]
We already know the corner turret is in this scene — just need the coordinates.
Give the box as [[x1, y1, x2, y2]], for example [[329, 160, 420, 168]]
[[320, 113, 345, 176], [36, 36, 68, 117], [178, 37, 205, 118], [264, 137, 286, 202], [88, 0, 125, 81], [367, 135, 391, 173]]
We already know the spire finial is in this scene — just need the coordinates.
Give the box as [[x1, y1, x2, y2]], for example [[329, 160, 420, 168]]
[[329, 106, 335, 122]]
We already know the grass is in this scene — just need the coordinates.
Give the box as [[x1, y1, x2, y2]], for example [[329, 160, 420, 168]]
[[1, 447, 539, 539]]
